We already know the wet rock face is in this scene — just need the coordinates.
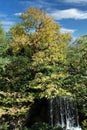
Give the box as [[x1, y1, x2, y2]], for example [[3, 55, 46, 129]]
[[25, 98, 50, 127]]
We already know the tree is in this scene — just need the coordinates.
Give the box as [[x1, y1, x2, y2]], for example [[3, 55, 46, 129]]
[[0, 24, 7, 44], [64, 36, 87, 126], [0, 24, 10, 69], [10, 8, 71, 54], [0, 8, 72, 129], [8, 7, 71, 98]]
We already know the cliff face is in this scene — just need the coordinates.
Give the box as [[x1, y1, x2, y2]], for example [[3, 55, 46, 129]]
[[25, 98, 50, 127]]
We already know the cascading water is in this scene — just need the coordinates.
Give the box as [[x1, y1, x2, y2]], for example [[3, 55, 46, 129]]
[[49, 97, 82, 130]]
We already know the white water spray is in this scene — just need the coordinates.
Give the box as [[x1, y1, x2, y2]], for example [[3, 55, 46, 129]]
[[49, 97, 82, 130]]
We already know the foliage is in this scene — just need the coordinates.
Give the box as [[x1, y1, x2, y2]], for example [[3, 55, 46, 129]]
[[10, 8, 71, 54], [0, 122, 9, 130], [20, 122, 63, 130], [82, 119, 87, 127], [64, 35, 87, 126], [0, 24, 10, 69], [8, 7, 72, 99], [0, 7, 87, 129]]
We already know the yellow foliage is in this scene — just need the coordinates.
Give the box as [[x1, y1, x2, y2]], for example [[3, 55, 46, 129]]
[[10, 34, 29, 53], [0, 108, 6, 117], [82, 119, 87, 127], [10, 7, 71, 54], [8, 7, 71, 98], [7, 106, 29, 116]]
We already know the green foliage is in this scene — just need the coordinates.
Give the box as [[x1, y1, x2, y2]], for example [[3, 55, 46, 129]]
[[7, 7, 72, 99], [65, 35, 87, 127], [0, 122, 9, 130], [20, 122, 63, 130], [0, 24, 10, 69], [82, 119, 87, 128], [0, 7, 87, 129], [66, 37, 87, 106], [0, 24, 7, 44]]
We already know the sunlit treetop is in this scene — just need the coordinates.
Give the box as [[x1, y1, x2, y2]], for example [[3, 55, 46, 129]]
[[10, 7, 71, 55]]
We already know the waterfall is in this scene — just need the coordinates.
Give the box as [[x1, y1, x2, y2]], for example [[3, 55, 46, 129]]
[[49, 97, 82, 130]]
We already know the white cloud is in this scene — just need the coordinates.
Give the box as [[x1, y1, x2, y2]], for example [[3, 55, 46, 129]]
[[61, 27, 76, 34], [63, 0, 87, 4], [2, 21, 15, 26], [14, 12, 22, 16], [49, 8, 87, 20], [1, 21, 15, 32]]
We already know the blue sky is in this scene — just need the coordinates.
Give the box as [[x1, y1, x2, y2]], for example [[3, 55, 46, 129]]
[[0, 0, 87, 38]]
